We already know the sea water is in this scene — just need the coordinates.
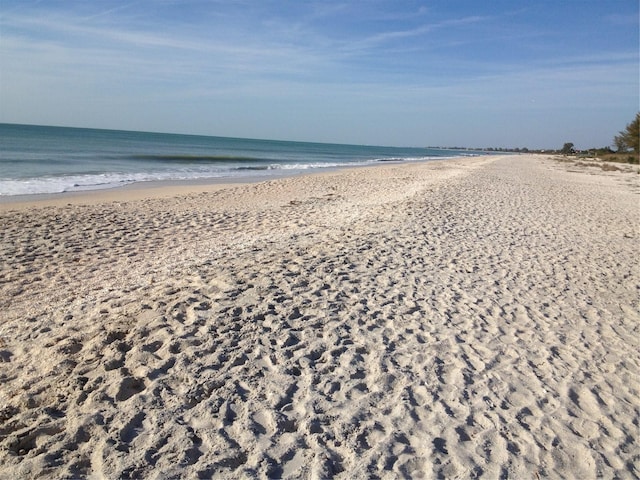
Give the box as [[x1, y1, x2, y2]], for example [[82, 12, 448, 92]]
[[0, 123, 483, 196]]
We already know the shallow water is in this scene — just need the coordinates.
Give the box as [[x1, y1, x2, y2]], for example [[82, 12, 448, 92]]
[[0, 123, 482, 195]]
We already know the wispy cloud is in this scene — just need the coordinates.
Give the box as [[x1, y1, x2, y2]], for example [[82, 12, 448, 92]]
[[327, 14, 490, 56], [78, 2, 141, 22], [1, 9, 329, 82]]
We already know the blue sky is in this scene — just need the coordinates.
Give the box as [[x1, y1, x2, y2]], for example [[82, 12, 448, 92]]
[[1, 1, 638, 148]]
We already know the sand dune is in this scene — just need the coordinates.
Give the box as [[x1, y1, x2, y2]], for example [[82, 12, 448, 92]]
[[0, 155, 638, 479]]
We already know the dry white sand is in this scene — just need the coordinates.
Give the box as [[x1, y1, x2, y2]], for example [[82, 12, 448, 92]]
[[0, 155, 638, 479]]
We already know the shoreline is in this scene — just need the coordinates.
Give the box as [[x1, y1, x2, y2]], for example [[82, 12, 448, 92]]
[[0, 156, 476, 210], [0, 154, 638, 478], [0, 173, 286, 210]]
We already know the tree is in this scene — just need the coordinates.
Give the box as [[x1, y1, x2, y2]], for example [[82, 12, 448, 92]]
[[614, 112, 640, 154], [561, 142, 575, 154]]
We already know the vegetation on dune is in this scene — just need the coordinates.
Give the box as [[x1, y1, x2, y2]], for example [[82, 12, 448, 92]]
[[561, 113, 640, 165], [614, 112, 640, 155]]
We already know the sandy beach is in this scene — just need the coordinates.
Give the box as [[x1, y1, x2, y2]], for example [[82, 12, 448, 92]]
[[0, 154, 638, 479]]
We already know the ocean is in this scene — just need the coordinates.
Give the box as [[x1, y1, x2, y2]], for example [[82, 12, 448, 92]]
[[0, 123, 483, 196]]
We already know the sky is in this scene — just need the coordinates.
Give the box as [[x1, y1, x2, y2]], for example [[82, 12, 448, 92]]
[[1, 0, 638, 149]]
